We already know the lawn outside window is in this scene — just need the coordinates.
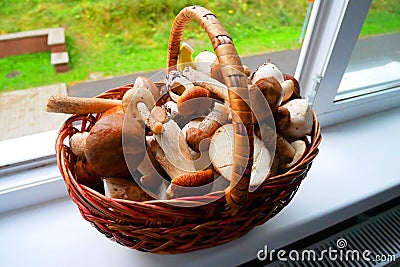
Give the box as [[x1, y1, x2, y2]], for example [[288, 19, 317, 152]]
[[1, 0, 399, 213]]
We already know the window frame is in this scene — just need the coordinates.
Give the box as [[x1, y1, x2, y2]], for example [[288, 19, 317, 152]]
[[295, 0, 400, 127]]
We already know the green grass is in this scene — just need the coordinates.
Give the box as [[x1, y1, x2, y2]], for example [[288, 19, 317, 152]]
[[1, 0, 399, 91]]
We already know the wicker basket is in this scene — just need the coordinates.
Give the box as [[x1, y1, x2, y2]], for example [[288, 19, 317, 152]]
[[55, 6, 322, 254]]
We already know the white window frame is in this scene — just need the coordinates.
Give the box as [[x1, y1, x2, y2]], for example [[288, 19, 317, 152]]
[[296, 0, 400, 127]]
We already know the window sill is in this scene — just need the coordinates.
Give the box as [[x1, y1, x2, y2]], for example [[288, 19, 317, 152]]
[[0, 107, 399, 266]]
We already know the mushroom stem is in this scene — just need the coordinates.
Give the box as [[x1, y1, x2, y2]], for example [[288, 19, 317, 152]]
[[186, 102, 231, 152], [123, 78, 167, 134], [148, 137, 195, 180], [46, 94, 121, 114], [257, 123, 295, 161], [137, 102, 164, 134], [182, 67, 229, 103]]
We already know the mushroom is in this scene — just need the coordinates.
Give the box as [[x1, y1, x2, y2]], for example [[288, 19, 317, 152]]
[[153, 120, 196, 174], [46, 77, 164, 116], [194, 50, 217, 75], [281, 79, 295, 103], [166, 70, 195, 99], [137, 141, 168, 189], [283, 73, 301, 100], [182, 118, 212, 170], [70, 131, 89, 157], [280, 140, 307, 170], [176, 85, 212, 118], [46, 94, 121, 114], [251, 62, 285, 84], [84, 109, 145, 178], [103, 177, 153, 202], [185, 102, 231, 152], [253, 77, 283, 113], [148, 139, 213, 199], [209, 124, 273, 190], [162, 100, 186, 127], [277, 99, 313, 138], [135, 76, 162, 102], [122, 78, 166, 134], [74, 158, 103, 191], [255, 125, 295, 164], [182, 67, 229, 104]]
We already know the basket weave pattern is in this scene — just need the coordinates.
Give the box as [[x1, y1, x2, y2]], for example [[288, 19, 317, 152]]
[[55, 6, 322, 254]]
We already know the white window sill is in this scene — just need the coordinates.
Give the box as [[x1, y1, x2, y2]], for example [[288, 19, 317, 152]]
[[0, 107, 399, 266]]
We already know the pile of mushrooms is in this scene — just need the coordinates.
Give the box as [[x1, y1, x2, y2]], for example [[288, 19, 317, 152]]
[[47, 48, 314, 202]]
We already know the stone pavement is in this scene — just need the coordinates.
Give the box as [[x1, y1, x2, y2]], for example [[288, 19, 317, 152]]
[[0, 83, 69, 141]]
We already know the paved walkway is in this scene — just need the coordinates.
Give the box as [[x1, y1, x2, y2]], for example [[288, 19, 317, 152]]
[[68, 49, 301, 98], [0, 83, 69, 141]]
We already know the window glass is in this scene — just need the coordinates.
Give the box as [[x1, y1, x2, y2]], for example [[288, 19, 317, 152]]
[[335, 0, 400, 101]]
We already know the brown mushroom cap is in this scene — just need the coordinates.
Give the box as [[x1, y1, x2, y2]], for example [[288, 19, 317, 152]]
[[254, 77, 283, 113], [177, 86, 212, 117], [74, 158, 103, 192], [84, 110, 145, 178], [165, 169, 215, 199]]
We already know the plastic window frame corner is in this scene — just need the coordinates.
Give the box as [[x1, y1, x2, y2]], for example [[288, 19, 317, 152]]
[[295, 0, 400, 127]]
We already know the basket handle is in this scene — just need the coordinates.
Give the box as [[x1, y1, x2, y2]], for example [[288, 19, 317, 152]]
[[167, 6, 254, 211]]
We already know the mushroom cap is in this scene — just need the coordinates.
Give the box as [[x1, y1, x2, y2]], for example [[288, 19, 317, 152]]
[[134, 76, 161, 101], [280, 140, 307, 170], [74, 158, 103, 191], [70, 131, 89, 157], [122, 85, 155, 119], [186, 127, 210, 152], [281, 79, 294, 103], [280, 99, 313, 138], [209, 124, 272, 190], [194, 51, 217, 75], [84, 110, 145, 177], [254, 77, 283, 113], [251, 62, 284, 84], [177, 86, 212, 117], [165, 169, 214, 199], [283, 73, 301, 99]]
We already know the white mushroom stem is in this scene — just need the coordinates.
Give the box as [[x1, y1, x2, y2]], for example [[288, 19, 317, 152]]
[[137, 102, 164, 134], [198, 103, 230, 135], [148, 136, 195, 180], [70, 132, 89, 157], [46, 94, 121, 114], [257, 123, 295, 161], [280, 140, 307, 170], [137, 142, 164, 189], [153, 120, 196, 179], [182, 67, 229, 103], [281, 79, 294, 103], [186, 102, 230, 152], [122, 81, 165, 134]]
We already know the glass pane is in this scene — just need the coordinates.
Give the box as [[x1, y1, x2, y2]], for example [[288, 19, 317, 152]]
[[335, 0, 400, 101]]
